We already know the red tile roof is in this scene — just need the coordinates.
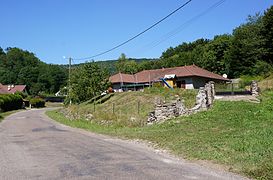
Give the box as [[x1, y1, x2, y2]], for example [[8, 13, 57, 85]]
[[109, 73, 135, 83], [110, 65, 228, 84], [0, 84, 27, 94], [0, 83, 9, 94]]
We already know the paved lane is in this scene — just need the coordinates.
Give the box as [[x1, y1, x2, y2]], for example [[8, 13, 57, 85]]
[[0, 109, 247, 180]]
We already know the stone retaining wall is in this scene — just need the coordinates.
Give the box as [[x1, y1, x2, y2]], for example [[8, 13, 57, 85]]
[[147, 81, 215, 124]]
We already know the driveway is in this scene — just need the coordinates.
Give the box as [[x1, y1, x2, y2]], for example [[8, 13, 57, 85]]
[[0, 108, 247, 180]]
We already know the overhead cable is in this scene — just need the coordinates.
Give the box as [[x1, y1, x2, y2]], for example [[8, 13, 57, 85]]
[[73, 0, 193, 61]]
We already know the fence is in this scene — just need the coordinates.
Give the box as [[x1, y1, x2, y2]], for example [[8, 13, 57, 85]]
[[92, 101, 141, 115], [84, 99, 151, 127], [214, 82, 252, 95]]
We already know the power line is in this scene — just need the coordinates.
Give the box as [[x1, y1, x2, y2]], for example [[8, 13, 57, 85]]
[[136, 0, 226, 53], [73, 0, 193, 61]]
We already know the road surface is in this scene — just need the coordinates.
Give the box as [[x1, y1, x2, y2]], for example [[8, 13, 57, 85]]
[[0, 108, 247, 180]]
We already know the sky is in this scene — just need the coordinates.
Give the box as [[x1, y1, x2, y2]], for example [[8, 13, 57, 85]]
[[0, 0, 272, 64]]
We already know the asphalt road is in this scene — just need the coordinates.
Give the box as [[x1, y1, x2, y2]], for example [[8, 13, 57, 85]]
[[0, 108, 247, 180]]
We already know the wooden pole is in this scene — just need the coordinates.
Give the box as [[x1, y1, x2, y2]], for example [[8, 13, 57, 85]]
[[137, 101, 140, 114]]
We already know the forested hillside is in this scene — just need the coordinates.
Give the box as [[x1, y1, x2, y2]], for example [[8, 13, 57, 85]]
[[77, 58, 157, 75], [1, 6, 272, 96], [115, 6, 273, 78], [0, 47, 67, 95]]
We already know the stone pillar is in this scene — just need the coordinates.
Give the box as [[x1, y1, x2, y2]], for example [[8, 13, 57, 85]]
[[205, 81, 215, 107], [251, 80, 259, 96], [205, 83, 211, 107], [175, 98, 187, 116], [210, 81, 215, 102], [194, 87, 207, 110]]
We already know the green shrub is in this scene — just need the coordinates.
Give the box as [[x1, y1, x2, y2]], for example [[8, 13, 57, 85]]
[[239, 75, 263, 88], [30, 98, 45, 108], [14, 91, 28, 99], [0, 94, 23, 112]]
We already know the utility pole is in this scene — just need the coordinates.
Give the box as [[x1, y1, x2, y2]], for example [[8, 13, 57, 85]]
[[69, 57, 72, 105]]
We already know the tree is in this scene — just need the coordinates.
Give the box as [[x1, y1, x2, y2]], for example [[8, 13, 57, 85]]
[[202, 34, 232, 75], [260, 6, 273, 65], [0, 47, 68, 95], [70, 62, 110, 103], [115, 53, 138, 74], [225, 14, 264, 77]]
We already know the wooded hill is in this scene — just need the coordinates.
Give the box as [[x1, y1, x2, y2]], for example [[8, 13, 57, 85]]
[[0, 47, 68, 95], [1, 5, 272, 95], [113, 6, 273, 78]]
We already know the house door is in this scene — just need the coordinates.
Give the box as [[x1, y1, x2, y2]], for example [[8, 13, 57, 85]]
[[177, 80, 186, 89], [181, 80, 186, 89]]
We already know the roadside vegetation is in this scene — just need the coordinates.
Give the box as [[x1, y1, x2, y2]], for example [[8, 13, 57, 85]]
[[48, 88, 273, 179], [0, 109, 23, 122], [0, 93, 25, 121], [0, 93, 23, 112], [62, 87, 197, 127]]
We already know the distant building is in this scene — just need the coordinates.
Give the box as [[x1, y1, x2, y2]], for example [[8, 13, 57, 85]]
[[109, 65, 229, 91], [0, 83, 27, 94]]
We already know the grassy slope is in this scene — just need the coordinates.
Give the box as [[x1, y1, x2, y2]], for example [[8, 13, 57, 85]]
[[259, 74, 273, 91], [47, 90, 273, 179], [65, 88, 197, 127]]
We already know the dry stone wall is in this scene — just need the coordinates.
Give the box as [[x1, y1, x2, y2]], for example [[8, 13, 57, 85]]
[[147, 81, 215, 124], [251, 80, 259, 96]]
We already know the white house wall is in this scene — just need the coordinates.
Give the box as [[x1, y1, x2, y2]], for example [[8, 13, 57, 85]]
[[176, 77, 194, 89]]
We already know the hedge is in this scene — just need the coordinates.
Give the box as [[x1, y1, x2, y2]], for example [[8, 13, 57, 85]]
[[30, 98, 45, 108], [0, 94, 23, 112]]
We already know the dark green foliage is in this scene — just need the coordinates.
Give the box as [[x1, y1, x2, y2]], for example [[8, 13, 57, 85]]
[[260, 6, 273, 65], [69, 62, 110, 103], [0, 94, 23, 112], [226, 14, 264, 77], [29, 97, 45, 108], [14, 91, 28, 99], [115, 53, 138, 74], [78, 58, 157, 75], [135, 6, 273, 78], [0, 47, 68, 95]]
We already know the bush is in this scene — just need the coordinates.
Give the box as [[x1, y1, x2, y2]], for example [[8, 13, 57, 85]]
[[0, 94, 23, 112], [239, 75, 263, 88], [30, 98, 45, 108], [14, 91, 28, 99]]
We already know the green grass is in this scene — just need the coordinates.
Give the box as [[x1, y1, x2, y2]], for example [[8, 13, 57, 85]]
[[259, 74, 273, 91], [63, 87, 197, 127], [45, 102, 64, 108], [47, 90, 273, 179]]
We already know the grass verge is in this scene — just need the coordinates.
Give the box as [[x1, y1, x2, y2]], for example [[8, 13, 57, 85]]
[[64, 87, 197, 127], [0, 109, 23, 122], [47, 90, 273, 179]]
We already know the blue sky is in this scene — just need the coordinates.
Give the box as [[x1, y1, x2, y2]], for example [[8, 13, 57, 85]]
[[0, 0, 272, 64]]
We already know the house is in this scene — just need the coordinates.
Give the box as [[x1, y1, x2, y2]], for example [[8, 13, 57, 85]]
[[109, 65, 229, 91], [0, 83, 27, 94]]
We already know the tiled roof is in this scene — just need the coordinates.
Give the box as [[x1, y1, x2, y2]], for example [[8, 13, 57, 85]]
[[109, 73, 135, 83], [110, 65, 228, 84], [0, 83, 9, 94], [0, 84, 27, 94]]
